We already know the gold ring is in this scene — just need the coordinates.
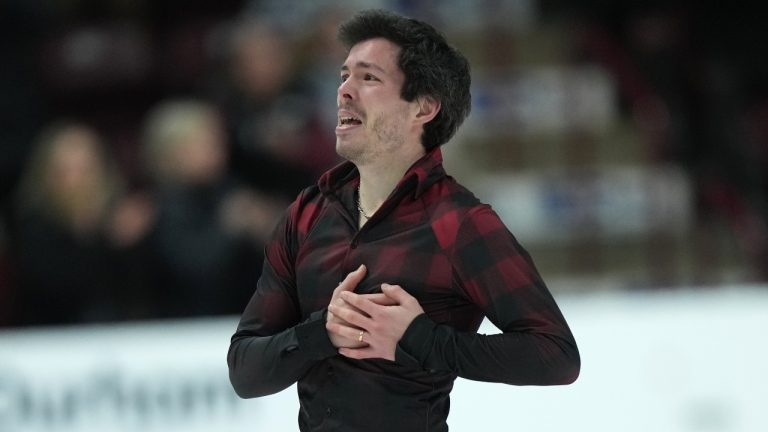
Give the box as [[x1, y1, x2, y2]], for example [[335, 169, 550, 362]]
[[358, 330, 364, 343]]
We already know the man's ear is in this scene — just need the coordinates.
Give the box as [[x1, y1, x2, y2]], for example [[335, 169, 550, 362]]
[[415, 96, 441, 125]]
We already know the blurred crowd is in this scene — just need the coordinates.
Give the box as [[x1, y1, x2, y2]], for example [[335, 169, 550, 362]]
[[0, 0, 350, 326], [1, 1, 768, 327]]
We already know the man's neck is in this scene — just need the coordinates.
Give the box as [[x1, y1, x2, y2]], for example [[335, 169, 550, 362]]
[[356, 149, 425, 217]]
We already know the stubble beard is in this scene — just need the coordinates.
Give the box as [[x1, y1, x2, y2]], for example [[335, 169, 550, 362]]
[[336, 112, 407, 167]]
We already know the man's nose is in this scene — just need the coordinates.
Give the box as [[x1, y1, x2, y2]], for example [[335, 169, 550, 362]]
[[338, 79, 355, 101]]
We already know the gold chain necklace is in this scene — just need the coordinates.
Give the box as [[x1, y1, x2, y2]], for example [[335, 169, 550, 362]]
[[356, 186, 371, 220]]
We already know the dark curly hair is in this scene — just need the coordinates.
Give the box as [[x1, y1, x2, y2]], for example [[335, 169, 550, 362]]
[[338, 9, 471, 151]]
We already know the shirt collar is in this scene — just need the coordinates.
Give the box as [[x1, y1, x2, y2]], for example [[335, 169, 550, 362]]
[[317, 147, 446, 199]]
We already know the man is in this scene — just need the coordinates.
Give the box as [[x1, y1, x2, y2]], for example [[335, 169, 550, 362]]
[[228, 9, 580, 431]]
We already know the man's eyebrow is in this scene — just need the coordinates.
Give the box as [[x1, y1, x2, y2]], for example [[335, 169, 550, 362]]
[[340, 61, 387, 74]]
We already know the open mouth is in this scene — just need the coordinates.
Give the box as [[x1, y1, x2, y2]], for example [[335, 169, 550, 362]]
[[338, 109, 363, 129], [338, 116, 362, 126]]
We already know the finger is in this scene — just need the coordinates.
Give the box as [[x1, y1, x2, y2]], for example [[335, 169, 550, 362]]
[[330, 288, 370, 316], [381, 283, 412, 304], [328, 303, 371, 329], [338, 299, 369, 317], [328, 305, 366, 325], [329, 265, 366, 310], [338, 264, 367, 292], [325, 321, 352, 340], [326, 321, 366, 340], [339, 291, 379, 318], [359, 292, 398, 306], [327, 310, 348, 325], [326, 322, 360, 349]]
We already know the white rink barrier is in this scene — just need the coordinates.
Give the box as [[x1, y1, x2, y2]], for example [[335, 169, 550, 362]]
[[1, 285, 767, 432]]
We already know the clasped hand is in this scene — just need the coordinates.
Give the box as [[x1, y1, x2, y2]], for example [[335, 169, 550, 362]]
[[325, 264, 424, 361]]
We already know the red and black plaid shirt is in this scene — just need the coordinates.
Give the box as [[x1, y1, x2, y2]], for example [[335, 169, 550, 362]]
[[228, 148, 580, 431]]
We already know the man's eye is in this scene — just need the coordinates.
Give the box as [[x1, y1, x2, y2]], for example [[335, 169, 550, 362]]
[[340, 74, 349, 82], [364, 74, 378, 81]]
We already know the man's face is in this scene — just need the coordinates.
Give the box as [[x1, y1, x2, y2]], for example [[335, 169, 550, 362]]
[[335, 38, 415, 165]]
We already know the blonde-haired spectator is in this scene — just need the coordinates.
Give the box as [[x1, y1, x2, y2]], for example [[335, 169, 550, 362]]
[[17, 123, 121, 236], [14, 121, 155, 325], [141, 99, 284, 317], [142, 100, 229, 187]]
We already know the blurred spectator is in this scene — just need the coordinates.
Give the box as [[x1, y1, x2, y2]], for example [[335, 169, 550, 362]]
[[141, 99, 283, 317], [213, 17, 337, 198], [11, 121, 155, 326]]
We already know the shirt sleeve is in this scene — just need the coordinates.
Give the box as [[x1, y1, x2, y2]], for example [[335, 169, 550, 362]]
[[227, 199, 337, 398], [397, 205, 580, 385]]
